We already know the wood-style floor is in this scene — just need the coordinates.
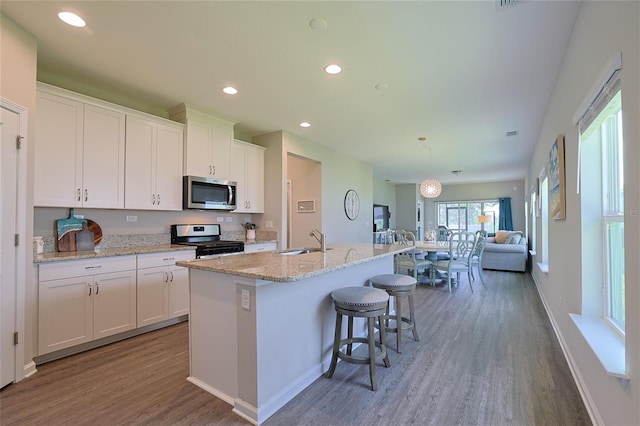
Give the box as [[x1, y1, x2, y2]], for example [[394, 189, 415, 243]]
[[0, 270, 591, 426]]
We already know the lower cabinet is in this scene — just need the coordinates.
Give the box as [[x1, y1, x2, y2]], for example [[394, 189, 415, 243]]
[[37, 249, 195, 357], [136, 250, 195, 327], [38, 256, 137, 355]]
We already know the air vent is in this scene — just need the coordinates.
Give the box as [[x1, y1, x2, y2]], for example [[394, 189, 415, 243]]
[[506, 130, 519, 137], [496, 0, 520, 10]]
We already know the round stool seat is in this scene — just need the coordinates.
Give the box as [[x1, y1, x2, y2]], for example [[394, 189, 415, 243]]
[[370, 274, 417, 291], [331, 286, 389, 311]]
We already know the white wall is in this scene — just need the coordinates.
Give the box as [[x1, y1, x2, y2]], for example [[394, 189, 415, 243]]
[[287, 154, 321, 248], [423, 180, 526, 233], [527, 2, 639, 425], [1, 13, 38, 375], [254, 131, 373, 248]]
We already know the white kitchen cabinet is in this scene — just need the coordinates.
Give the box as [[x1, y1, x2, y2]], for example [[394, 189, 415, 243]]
[[124, 115, 184, 211], [244, 242, 277, 253], [168, 104, 235, 179], [136, 250, 195, 327], [34, 84, 126, 208], [231, 140, 265, 213], [38, 256, 137, 355]]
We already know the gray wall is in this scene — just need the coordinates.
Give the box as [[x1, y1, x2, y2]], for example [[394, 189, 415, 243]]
[[372, 178, 397, 230]]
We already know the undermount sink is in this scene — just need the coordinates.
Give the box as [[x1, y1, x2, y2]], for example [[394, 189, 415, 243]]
[[276, 247, 331, 255]]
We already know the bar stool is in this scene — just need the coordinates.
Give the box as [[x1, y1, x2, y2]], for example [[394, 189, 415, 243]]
[[325, 286, 391, 391], [370, 274, 419, 353]]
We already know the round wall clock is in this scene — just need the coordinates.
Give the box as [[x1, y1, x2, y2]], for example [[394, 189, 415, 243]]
[[344, 189, 360, 220]]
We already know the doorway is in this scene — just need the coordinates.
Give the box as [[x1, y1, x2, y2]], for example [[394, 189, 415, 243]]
[[1, 99, 28, 388], [286, 154, 321, 248]]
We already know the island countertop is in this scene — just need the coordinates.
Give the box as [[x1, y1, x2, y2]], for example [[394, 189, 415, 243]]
[[176, 243, 410, 282]]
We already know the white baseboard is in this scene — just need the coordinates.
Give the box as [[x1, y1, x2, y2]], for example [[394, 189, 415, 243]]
[[530, 274, 602, 425], [23, 361, 37, 378], [186, 376, 234, 406]]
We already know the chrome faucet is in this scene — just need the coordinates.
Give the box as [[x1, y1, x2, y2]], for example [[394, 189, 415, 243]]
[[309, 229, 327, 252]]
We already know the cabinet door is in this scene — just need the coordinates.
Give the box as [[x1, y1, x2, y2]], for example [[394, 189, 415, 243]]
[[125, 116, 155, 209], [210, 126, 231, 179], [155, 123, 184, 211], [244, 145, 264, 213], [230, 141, 247, 212], [168, 265, 190, 318], [83, 105, 126, 208], [93, 270, 137, 339], [34, 91, 83, 207], [184, 120, 212, 177], [38, 276, 93, 354], [136, 266, 168, 327]]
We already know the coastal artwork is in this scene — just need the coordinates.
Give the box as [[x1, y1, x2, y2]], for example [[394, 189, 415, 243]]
[[549, 134, 566, 220]]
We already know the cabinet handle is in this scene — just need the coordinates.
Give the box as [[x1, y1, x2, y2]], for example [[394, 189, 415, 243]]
[[211, 165, 216, 175], [164, 271, 169, 283], [88, 282, 92, 296], [157, 194, 160, 205], [84, 189, 88, 202], [209, 165, 212, 175], [95, 282, 99, 294], [169, 271, 174, 282], [77, 188, 81, 202], [152, 194, 156, 205]]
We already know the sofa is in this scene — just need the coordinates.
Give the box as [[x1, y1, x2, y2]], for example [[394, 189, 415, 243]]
[[481, 230, 528, 272]]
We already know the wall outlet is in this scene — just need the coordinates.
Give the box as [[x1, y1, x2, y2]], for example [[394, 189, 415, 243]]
[[225, 217, 233, 222], [74, 214, 84, 219], [216, 217, 224, 222], [126, 215, 137, 223], [241, 289, 251, 310]]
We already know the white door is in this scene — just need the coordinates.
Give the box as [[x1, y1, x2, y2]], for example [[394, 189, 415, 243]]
[[0, 104, 19, 388]]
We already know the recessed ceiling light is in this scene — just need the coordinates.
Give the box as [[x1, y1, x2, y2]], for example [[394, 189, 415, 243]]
[[506, 130, 519, 136], [222, 86, 238, 95], [324, 64, 342, 75], [299, 122, 311, 128], [58, 11, 86, 28], [309, 18, 328, 30]]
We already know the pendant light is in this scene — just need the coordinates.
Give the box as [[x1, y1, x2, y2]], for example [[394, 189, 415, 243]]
[[419, 139, 442, 198]]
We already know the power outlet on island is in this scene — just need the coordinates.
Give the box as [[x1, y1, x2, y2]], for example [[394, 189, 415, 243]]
[[241, 289, 251, 310]]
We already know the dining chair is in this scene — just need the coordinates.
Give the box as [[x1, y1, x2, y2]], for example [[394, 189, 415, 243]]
[[433, 231, 476, 292], [469, 232, 487, 288], [394, 230, 432, 282]]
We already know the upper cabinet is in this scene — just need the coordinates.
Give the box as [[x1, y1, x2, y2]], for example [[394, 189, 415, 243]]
[[124, 115, 184, 211], [169, 104, 235, 180], [231, 140, 265, 213], [35, 84, 126, 208]]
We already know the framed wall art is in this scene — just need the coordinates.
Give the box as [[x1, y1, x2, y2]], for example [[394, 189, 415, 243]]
[[549, 134, 566, 220]]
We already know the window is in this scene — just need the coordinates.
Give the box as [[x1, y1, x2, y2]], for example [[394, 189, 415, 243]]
[[572, 54, 626, 378], [540, 175, 549, 268], [436, 201, 499, 234], [581, 84, 624, 333], [530, 189, 537, 255]]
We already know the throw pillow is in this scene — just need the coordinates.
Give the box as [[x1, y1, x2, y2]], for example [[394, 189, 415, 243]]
[[494, 230, 510, 244], [506, 233, 523, 244]]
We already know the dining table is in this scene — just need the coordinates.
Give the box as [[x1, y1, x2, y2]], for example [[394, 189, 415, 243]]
[[414, 240, 450, 284]]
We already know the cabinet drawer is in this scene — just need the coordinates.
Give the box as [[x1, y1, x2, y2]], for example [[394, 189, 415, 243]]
[[39, 255, 137, 281], [137, 250, 195, 269]]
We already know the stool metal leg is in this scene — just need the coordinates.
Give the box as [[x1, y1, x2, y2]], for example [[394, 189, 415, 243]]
[[347, 316, 354, 356], [409, 293, 419, 341], [325, 311, 342, 378], [367, 317, 377, 391], [379, 314, 391, 368]]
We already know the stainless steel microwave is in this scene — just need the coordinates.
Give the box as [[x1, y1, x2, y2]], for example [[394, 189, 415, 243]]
[[183, 176, 237, 210]]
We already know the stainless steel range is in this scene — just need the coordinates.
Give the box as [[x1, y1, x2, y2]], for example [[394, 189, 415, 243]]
[[171, 224, 244, 259]]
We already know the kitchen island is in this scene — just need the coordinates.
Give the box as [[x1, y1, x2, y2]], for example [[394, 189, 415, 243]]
[[176, 243, 410, 425]]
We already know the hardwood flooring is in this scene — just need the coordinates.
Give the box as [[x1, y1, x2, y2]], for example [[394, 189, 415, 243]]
[[0, 270, 590, 426]]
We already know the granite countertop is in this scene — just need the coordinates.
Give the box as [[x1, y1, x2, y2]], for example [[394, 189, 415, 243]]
[[176, 243, 411, 282], [33, 244, 196, 264]]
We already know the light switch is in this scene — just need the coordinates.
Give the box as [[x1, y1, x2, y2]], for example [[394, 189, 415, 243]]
[[241, 289, 251, 310]]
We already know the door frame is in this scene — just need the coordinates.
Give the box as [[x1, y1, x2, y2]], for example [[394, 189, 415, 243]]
[[1, 98, 28, 384]]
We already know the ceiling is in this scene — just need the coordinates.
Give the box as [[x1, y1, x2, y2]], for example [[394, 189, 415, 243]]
[[1, 0, 581, 185]]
